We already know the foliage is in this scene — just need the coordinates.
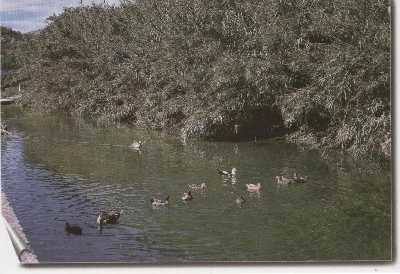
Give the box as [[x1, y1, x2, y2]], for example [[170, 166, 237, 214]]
[[2, 0, 391, 159], [1, 27, 24, 70]]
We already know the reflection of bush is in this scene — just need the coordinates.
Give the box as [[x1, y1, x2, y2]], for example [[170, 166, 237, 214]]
[[6, 0, 390, 159]]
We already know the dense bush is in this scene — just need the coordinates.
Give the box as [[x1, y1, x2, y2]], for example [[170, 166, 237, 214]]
[[3, 0, 390, 160], [1, 27, 23, 70]]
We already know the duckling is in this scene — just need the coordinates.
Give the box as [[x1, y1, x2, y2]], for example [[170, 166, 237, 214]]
[[235, 196, 246, 206], [293, 173, 307, 183], [150, 196, 169, 207], [129, 140, 143, 150], [182, 191, 193, 201], [246, 182, 262, 192], [65, 222, 82, 235], [188, 182, 207, 191], [217, 167, 237, 177]]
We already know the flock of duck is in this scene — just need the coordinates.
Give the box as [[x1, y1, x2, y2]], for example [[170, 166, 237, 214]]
[[2, 130, 309, 235], [2, 122, 309, 236], [62, 139, 306, 236]]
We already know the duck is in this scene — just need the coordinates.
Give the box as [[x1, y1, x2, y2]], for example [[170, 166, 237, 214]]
[[150, 196, 169, 207], [246, 182, 262, 192], [275, 176, 285, 185], [293, 173, 307, 183], [97, 209, 123, 226], [181, 191, 193, 201], [235, 196, 246, 206], [1, 123, 7, 131], [1, 123, 9, 135], [188, 182, 207, 191], [65, 222, 82, 235], [217, 167, 237, 177], [275, 176, 295, 185], [129, 140, 143, 150]]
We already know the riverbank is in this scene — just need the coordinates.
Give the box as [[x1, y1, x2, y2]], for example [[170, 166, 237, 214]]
[[2, 0, 391, 161], [1, 192, 39, 264]]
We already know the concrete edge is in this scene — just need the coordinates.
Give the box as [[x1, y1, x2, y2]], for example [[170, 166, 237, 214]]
[[1, 192, 39, 264]]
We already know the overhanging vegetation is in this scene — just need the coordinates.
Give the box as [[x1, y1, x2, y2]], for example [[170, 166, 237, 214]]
[[1, 0, 391, 160]]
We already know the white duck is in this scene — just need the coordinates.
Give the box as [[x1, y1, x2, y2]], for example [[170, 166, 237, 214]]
[[246, 182, 261, 192]]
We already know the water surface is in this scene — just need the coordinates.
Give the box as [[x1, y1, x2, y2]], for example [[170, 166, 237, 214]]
[[1, 106, 391, 262]]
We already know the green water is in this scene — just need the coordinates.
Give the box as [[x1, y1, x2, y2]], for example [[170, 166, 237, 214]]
[[1, 106, 392, 262]]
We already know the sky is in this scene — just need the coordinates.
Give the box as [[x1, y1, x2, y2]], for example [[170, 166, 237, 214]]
[[0, 0, 121, 33]]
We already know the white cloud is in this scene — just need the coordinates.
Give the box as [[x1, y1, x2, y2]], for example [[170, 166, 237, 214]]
[[2, 19, 47, 32], [1, 0, 71, 12], [0, 1, 121, 12], [0, 0, 121, 32]]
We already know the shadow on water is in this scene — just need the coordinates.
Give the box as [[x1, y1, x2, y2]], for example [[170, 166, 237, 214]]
[[1, 106, 392, 262]]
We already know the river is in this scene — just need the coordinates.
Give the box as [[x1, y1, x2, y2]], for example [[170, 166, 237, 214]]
[[1, 106, 391, 263]]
